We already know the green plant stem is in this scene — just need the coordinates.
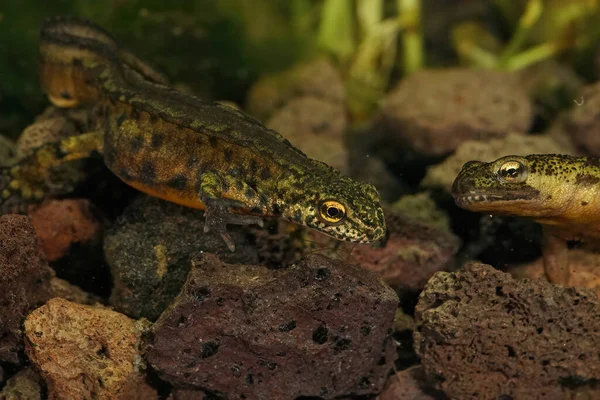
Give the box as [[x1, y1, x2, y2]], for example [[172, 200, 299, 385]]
[[397, 0, 423, 74], [500, 0, 543, 63]]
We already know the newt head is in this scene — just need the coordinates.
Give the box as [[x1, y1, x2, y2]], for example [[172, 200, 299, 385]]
[[451, 154, 590, 219], [281, 175, 386, 243]]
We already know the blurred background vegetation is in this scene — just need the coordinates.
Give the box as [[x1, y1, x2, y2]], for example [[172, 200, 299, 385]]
[[1, 0, 600, 138]]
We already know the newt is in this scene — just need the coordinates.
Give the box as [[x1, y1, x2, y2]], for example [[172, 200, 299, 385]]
[[451, 154, 600, 285], [0, 16, 386, 251]]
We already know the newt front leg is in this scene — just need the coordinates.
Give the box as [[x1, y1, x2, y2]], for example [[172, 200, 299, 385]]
[[541, 230, 570, 286], [199, 171, 265, 251]]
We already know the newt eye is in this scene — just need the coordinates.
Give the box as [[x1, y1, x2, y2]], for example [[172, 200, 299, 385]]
[[498, 160, 527, 183], [318, 200, 346, 224]]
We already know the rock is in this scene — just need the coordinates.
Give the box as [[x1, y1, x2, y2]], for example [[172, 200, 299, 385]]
[[105, 196, 259, 320], [372, 68, 532, 157], [560, 81, 600, 155], [390, 193, 451, 232], [246, 58, 345, 121], [0, 368, 44, 400], [0, 135, 16, 166], [28, 199, 107, 296], [351, 211, 460, 290], [377, 366, 440, 400], [421, 133, 575, 193], [0, 214, 54, 365], [266, 96, 349, 173], [511, 249, 600, 298], [28, 199, 101, 262], [414, 263, 600, 399], [347, 128, 408, 202], [147, 253, 398, 399], [50, 277, 103, 305], [24, 298, 156, 400], [516, 60, 583, 124]]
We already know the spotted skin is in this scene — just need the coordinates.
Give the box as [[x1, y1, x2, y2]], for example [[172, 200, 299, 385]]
[[0, 16, 386, 249], [452, 154, 600, 285]]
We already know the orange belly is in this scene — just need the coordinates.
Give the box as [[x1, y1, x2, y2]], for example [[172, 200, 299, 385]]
[[123, 179, 207, 210]]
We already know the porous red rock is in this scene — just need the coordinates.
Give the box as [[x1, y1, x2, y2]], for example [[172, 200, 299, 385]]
[[415, 263, 600, 399], [352, 211, 460, 290], [372, 68, 532, 156], [0, 214, 54, 364], [28, 199, 101, 262], [24, 298, 156, 400], [147, 253, 398, 399]]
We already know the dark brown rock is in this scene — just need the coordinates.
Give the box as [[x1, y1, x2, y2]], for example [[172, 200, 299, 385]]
[[28, 199, 101, 262], [105, 196, 259, 320], [562, 81, 600, 155], [414, 263, 600, 399], [0, 214, 54, 365], [24, 298, 156, 400], [351, 211, 460, 290], [377, 366, 441, 400], [373, 68, 532, 156], [148, 253, 398, 399]]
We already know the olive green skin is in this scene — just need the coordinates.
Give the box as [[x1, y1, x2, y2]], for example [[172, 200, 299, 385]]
[[3, 16, 386, 244]]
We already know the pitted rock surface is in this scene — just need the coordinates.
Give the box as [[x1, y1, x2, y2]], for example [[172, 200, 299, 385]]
[[352, 211, 460, 290], [372, 68, 532, 156], [414, 263, 600, 400], [0, 214, 53, 365], [24, 298, 156, 400], [147, 253, 398, 399], [105, 196, 259, 320]]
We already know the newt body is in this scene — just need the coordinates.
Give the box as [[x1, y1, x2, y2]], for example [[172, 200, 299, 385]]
[[452, 154, 600, 285], [0, 17, 386, 250]]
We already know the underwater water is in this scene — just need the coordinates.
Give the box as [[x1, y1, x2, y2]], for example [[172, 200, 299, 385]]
[[0, 1, 599, 399]]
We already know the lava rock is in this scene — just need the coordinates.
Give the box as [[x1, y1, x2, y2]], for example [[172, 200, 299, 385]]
[[377, 366, 441, 400], [28, 199, 101, 262], [0, 215, 54, 365], [390, 193, 451, 232], [372, 68, 532, 157], [246, 58, 345, 122], [147, 253, 398, 399], [561, 81, 600, 155], [0, 368, 43, 400], [105, 196, 259, 320], [266, 96, 349, 173], [24, 298, 156, 400], [351, 210, 460, 290], [421, 133, 575, 193], [414, 263, 600, 399]]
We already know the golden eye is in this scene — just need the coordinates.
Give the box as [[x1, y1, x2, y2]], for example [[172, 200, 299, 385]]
[[498, 160, 527, 182], [318, 200, 346, 224]]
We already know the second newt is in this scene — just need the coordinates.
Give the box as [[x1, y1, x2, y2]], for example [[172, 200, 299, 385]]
[[452, 154, 600, 285]]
